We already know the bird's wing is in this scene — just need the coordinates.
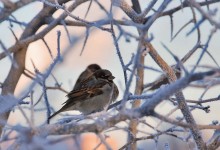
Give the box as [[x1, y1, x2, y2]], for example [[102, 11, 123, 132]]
[[73, 70, 91, 90], [65, 88, 102, 103], [48, 85, 103, 121], [64, 80, 107, 105]]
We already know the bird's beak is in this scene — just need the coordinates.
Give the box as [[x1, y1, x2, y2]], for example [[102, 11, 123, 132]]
[[109, 75, 115, 80]]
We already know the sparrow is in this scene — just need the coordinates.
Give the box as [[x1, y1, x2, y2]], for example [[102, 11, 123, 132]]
[[73, 64, 101, 90], [48, 69, 119, 121]]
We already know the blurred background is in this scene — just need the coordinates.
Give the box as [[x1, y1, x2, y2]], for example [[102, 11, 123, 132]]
[[0, 0, 220, 149]]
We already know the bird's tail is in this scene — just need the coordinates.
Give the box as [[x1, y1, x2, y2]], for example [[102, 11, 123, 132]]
[[47, 110, 62, 124]]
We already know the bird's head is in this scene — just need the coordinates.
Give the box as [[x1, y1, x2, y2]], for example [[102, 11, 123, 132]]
[[94, 69, 115, 82], [87, 64, 101, 72]]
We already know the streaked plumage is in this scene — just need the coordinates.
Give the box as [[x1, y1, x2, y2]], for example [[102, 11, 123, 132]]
[[48, 69, 119, 121], [73, 64, 101, 90]]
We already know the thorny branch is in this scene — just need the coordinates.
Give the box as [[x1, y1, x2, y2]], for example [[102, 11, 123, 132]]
[[0, 0, 220, 149]]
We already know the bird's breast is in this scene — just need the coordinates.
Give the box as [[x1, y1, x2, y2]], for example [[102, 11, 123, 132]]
[[77, 84, 113, 114]]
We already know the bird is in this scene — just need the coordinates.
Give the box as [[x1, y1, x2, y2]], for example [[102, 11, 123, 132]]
[[48, 69, 119, 121], [73, 64, 101, 90]]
